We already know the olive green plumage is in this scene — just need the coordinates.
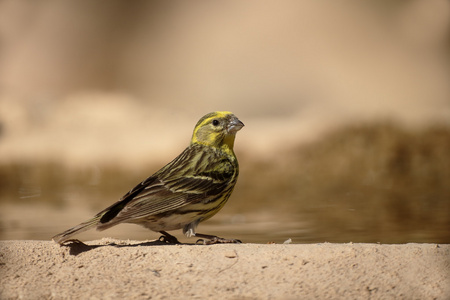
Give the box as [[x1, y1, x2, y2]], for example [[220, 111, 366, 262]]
[[52, 111, 244, 244]]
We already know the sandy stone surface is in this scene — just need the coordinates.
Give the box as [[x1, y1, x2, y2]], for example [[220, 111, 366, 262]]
[[1, 240, 449, 299]]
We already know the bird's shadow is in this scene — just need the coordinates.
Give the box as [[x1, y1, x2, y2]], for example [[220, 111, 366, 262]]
[[59, 239, 194, 256]]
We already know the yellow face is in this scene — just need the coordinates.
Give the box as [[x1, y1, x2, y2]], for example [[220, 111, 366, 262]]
[[191, 111, 244, 152]]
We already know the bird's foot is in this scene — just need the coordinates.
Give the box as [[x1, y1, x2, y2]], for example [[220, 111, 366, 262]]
[[158, 231, 181, 244], [194, 234, 242, 245], [57, 239, 86, 246]]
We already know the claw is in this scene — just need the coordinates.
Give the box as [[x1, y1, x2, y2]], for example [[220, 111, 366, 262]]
[[195, 239, 206, 245]]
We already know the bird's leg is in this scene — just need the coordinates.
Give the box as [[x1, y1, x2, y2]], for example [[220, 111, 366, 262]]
[[194, 233, 242, 245], [159, 231, 181, 244]]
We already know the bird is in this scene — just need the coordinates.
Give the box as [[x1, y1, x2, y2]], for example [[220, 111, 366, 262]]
[[52, 111, 244, 245]]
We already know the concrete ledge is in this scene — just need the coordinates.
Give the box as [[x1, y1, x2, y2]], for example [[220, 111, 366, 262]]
[[1, 240, 449, 299]]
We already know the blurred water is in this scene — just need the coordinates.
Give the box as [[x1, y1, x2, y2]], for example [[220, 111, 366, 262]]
[[1, 123, 449, 244]]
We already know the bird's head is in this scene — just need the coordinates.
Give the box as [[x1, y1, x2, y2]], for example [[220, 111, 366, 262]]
[[191, 111, 244, 152]]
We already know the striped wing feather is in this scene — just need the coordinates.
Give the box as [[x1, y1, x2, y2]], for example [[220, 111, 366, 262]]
[[97, 144, 236, 229]]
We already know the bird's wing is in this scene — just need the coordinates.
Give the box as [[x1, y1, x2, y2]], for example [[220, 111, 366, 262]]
[[98, 145, 236, 226]]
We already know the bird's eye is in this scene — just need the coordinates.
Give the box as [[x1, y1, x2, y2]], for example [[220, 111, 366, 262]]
[[212, 119, 220, 126]]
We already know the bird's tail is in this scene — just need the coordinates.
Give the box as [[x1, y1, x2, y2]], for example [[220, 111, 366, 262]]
[[52, 216, 101, 244]]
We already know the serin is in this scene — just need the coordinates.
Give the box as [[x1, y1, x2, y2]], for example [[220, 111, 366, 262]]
[[52, 111, 244, 245]]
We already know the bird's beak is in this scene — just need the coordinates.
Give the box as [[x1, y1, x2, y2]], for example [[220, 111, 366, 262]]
[[227, 116, 244, 134]]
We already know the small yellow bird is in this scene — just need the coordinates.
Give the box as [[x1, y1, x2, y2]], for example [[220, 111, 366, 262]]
[[53, 111, 244, 245]]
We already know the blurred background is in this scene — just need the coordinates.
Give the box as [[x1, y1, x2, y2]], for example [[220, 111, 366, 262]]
[[1, 0, 449, 244]]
